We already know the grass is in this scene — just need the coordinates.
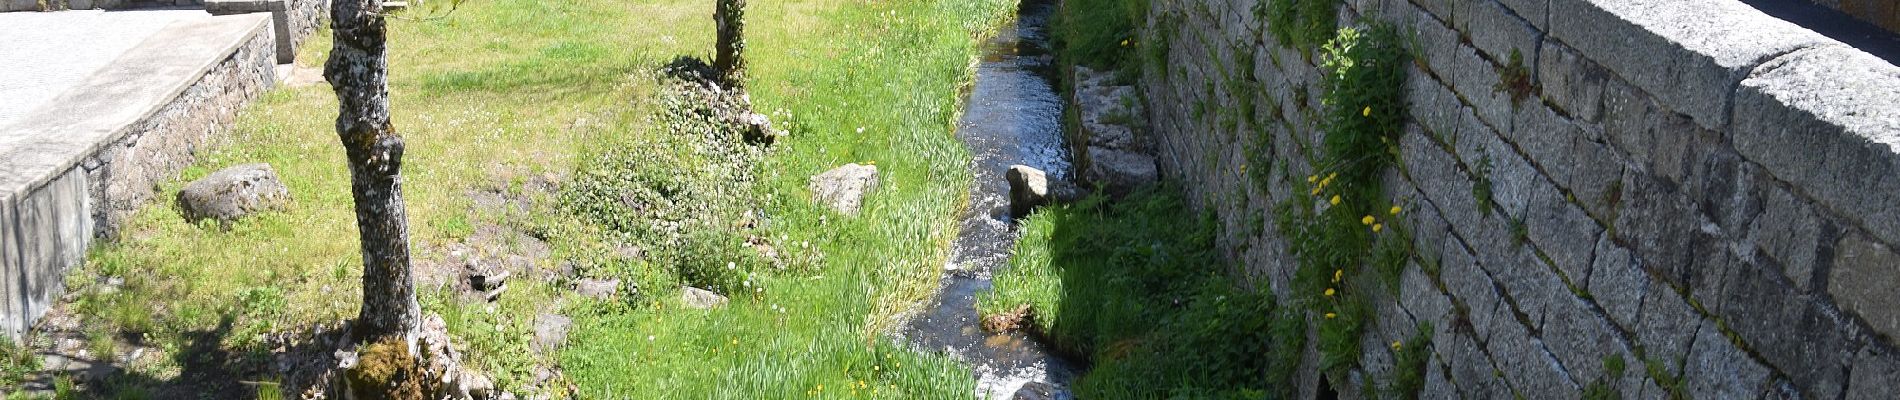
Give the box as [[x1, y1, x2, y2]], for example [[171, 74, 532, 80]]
[[12, 0, 1020, 397], [978, 189, 1306, 399]]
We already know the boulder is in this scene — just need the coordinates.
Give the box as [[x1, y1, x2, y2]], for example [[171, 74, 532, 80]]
[[531, 313, 572, 353], [1074, 66, 1148, 152], [574, 278, 620, 299], [1083, 147, 1158, 196], [177, 163, 290, 225], [681, 286, 729, 309], [809, 163, 879, 215], [1011, 381, 1060, 400], [737, 112, 779, 145], [1006, 165, 1051, 218]]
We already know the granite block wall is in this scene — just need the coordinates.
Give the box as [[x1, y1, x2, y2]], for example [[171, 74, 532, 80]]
[[1139, 0, 1900, 397]]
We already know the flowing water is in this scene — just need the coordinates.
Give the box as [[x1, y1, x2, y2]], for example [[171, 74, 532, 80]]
[[898, 1, 1082, 398]]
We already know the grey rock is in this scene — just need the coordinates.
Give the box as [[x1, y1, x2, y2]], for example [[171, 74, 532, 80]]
[[737, 112, 778, 145], [177, 163, 290, 225], [1006, 165, 1050, 218], [1831, 233, 1900, 340], [1082, 147, 1157, 196], [469, 268, 510, 291], [1011, 381, 1058, 400], [1074, 66, 1146, 152], [1733, 45, 1900, 248], [1683, 320, 1772, 399], [574, 278, 620, 299], [809, 163, 879, 215], [1549, 0, 1829, 130], [1586, 236, 1645, 329], [532, 313, 571, 353], [1847, 346, 1900, 400], [681, 286, 728, 309]]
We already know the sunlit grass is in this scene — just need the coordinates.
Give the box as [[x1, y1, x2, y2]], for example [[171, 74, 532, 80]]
[[43, 0, 1017, 397]]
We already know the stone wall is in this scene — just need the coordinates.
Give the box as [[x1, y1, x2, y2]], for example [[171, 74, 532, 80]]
[[208, 0, 330, 63], [0, 15, 273, 341], [1138, 0, 1900, 397]]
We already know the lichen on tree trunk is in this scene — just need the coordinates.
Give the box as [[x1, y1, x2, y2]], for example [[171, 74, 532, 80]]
[[326, 0, 420, 344], [714, 0, 746, 87]]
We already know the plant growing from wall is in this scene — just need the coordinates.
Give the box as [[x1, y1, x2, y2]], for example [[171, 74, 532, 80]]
[[1272, 22, 1411, 388]]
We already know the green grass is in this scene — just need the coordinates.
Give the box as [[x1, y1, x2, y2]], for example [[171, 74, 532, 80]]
[[1053, 0, 1151, 81], [978, 189, 1306, 399], [21, 0, 1020, 397]]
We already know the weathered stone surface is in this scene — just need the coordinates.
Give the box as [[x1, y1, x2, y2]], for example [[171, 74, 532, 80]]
[[1633, 280, 1699, 375], [1585, 235, 1644, 329], [532, 313, 571, 353], [1453, 0, 1541, 66], [1683, 320, 1772, 399], [681, 286, 728, 309], [177, 163, 290, 225], [574, 278, 620, 299], [1082, 147, 1157, 195], [1750, 184, 1827, 291], [1549, 0, 1829, 131], [1482, 314, 1580, 399], [1705, 253, 1852, 398], [1535, 38, 1608, 122], [809, 163, 878, 215], [1075, 66, 1148, 152], [1006, 165, 1050, 218], [1733, 45, 1900, 248], [1831, 232, 1900, 341], [1847, 345, 1900, 400]]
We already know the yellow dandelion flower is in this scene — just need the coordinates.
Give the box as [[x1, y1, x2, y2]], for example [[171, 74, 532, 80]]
[[1311, 187, 1322, 196], [1325, 312, 1337, 319], [1392, 340, 1403, 350], [1121, 39, 1131, 47], [1324, 288, 1336, 297], [1373, 223, 1384, 233], [1363, 106, 1372, 117], [1329, 195, 1341, 206], [1390, 205, 1403, 215], [1362, 215, 1376, 225], [1307, 175, 1318, 183], [1327, 172, 1338, 181], [1332, 269, 1343, 283]]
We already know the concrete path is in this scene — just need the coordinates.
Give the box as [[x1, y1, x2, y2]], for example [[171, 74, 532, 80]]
[[0, 9, 211, 130]]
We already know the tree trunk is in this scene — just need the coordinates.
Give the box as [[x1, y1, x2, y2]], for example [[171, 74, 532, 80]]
[[714, 0, 746, 87], [327, 0, 420, 344]]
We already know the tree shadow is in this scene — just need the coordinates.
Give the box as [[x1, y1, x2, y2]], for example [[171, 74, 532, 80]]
[[27, 315, 278, 399]]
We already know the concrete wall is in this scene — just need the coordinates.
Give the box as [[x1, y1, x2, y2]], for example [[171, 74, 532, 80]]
[[0, 15, 273, 341], [1139, 0, 1900, 397]]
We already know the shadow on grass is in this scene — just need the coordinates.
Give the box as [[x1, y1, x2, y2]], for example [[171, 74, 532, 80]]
[[986, 185, 1307, 398], [26, 315, 277, 399]]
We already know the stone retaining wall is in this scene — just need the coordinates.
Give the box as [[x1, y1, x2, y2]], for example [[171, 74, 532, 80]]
[[1139, 0, 1900, 397], [208, 0, 329, 63], [0, 15, 273, 341]]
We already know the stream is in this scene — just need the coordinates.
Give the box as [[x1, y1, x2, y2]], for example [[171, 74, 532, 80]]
[[897, 0, 1083, 398]]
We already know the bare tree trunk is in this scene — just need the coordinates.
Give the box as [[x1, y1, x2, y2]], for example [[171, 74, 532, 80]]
[[714, 0, 746, 87], [327, 0, 419, 344]]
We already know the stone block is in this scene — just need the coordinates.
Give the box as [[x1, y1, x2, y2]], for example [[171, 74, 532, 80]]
[[1486, 0, 1547, 30], [1524, 184, 1603, 284], [1540, 293, 1628, 383], [1704, 255, 1853, 399], [1633, 280, 1699, 375], [1473, 242, 1566, 332], [1533, 35, 1609, 122], [1733, 45, 1900, 248], [1832, 232, 1900, 342], [1510, 102, 1624, 219], [1453, 0, 1542, 67], [1548, 0, 1829, 131], [1481, 309, 1581, 399], [1749, 183, 1829, 292], [1437, 240, 1505, 343], [1399, 129, 1482, 241], [1683, 320, 1772, 399], [1586, 235, 1645, 329], [1439, 330, 1513, 399], [1847, 345, 1900, 400], [1400, 258, 1454, 327], [1611, 173, 1697, 286]]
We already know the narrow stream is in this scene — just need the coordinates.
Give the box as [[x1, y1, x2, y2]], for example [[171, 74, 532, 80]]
[[899, 1, 1082, 398]]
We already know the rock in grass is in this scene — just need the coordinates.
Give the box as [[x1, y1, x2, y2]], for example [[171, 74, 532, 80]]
[[177, 163, 290, 225], [532, 313, 572, 353], [574, 278, 621, 299], [681, 286, 729, 309], [809, 163, 879, 215], [1012, 381, 1059, 400], [1007, 165, 1050, 218], [1083, 146, 1157, 197]]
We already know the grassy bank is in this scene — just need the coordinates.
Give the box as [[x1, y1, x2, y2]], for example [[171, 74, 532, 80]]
[[977, 190, 1307, 398], [6, 0, 1016, 397]]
